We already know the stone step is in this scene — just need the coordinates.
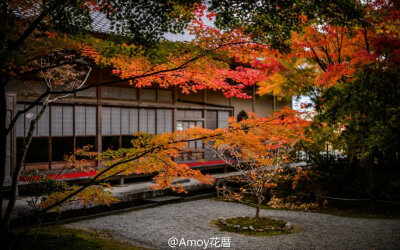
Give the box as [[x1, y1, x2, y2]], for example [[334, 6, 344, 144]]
[[143, 195, 182, 203]]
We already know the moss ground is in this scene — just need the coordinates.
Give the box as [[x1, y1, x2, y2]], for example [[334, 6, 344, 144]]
[[214, 217, 290, 236], [18, 225, 147, 250]]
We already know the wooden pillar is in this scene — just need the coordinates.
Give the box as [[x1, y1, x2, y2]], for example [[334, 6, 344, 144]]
[[252, 85, 256, 112], [173, 86, 178, 131], [119, 177, 125, 186], [96, 70, 102, 166], [5, 94, 17, 186], [216, 179, 220, 197], [203, 90, 208, 159], [96, 106, 102, 153], [73, 104, 76, 153], [48, 105, 52, 170], [272, 92, 276, 112], [138, 88, 142, 104], [203, 89, 207, 128]]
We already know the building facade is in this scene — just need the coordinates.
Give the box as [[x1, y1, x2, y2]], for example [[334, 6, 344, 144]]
[[4, 67, 290, 180]]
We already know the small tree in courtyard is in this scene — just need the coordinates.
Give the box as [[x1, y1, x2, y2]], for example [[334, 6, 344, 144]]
[[210, 108, 310, 219]]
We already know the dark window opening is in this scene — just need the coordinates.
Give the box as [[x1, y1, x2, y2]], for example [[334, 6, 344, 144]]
[[52, 137, 74, 161], [76, 136, 95, 150], [122, 136, 135, 148], [237, 110, 248, 122], [76, 136, 96, 160], [25, 137, 49, 163], [102, 136, 120, 151]]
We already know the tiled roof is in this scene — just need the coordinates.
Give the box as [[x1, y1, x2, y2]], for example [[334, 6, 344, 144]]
[[14, 8, 117, 35], [15, 8, 193, 41], [90, 11, 194, 41], [90, 11, 116, 35]]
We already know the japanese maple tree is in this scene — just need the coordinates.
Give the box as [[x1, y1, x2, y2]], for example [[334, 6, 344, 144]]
[[209, 109, 310, 219]]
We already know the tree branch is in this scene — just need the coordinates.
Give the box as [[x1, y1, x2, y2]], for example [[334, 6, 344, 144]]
[[8, 9, 48, 52]]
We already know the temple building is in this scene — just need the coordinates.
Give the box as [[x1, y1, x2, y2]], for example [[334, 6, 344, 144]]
[[3, 13, 291, 185]]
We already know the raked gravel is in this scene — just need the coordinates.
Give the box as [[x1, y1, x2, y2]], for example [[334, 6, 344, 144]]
[[69, 199, 400, 249]]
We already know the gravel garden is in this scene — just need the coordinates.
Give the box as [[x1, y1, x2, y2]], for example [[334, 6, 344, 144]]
[[69, 199, 400, 249]]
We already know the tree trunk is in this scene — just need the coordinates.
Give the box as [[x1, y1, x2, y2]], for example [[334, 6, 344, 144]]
[[367, 151, 375, 212], [0, 83, 6, 199], [0, 80, 8, 248], [255, 197, 262, 220], [1, 102, 49, 250], [3, 104, 48, 224], [255, 205, 260, 219]]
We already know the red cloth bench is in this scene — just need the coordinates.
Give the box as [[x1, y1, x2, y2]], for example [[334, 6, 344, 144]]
[[20, 160, 229, 182]]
